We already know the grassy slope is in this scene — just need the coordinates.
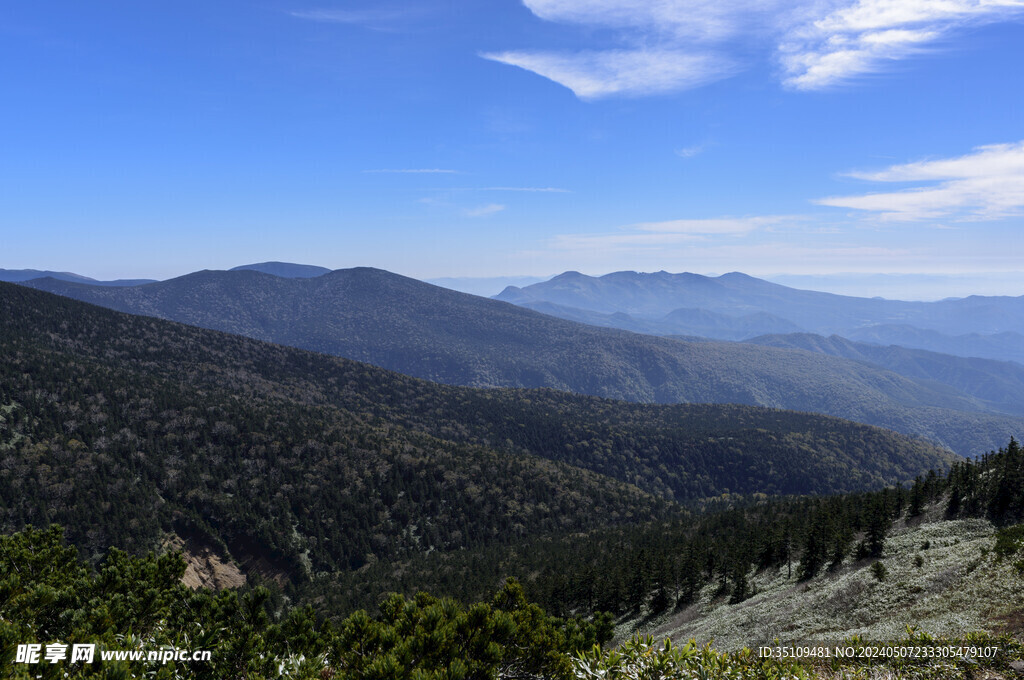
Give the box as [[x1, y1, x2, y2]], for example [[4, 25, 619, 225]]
[[639, 505, 1024, 651]]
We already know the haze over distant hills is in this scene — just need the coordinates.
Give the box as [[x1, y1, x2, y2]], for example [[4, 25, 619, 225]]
[[746, 333, 1024, 418], [0, 268, 155, 287], [20, 266, 1024, 456], [495, 270, 1024, 364], [426, 275, 553, 298], [1, 262, 330, 286], [764, 272, 1024, 301]]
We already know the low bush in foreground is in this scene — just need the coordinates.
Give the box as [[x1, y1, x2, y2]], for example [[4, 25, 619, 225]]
[[0, 525, 607, 679]]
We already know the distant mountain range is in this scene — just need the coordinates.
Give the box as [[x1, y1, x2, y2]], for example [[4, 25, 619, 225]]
[[840, 324, 1024, 365], [495, 270, 1024, 363], [746, 332, 1024, 417], [0, 268, 156, 287], [426, 275, 553, 297], [1, 261, 330, 286], [19, 267, 1024, 456], [515, 299, 804, 341], [763, 271, 1024, 300]]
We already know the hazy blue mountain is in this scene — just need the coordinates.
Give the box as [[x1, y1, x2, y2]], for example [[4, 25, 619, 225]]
[[229, 261, 332, 278], [0, 268, 155, 286], [426, 275, 552, 297], [844, 324, 1024, 365], [515, 300, 802, 340], [20, 268, 1024, 456], [659, 307, 804, 340], [764, 271, 1024, 301], [746, 332, 1024, 417], [495, 270, 1024, 360]]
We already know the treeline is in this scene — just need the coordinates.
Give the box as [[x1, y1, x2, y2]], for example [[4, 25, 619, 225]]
[[309, 439, 1024, 619]]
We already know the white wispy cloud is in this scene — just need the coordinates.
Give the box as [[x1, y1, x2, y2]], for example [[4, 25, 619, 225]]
[[521, 0, 788, 40], [481, 49, 734, 99], [424, 186, 569, 193], [292, 9, 395, 23], [487, 0, 1024, 97], [476, 186, 570, 193], [464, 203, 506, 217], [675, 145, 705, 158], [290, 7, 429, 30], [780, 0, 1024, 90], [816, 140, 1024, 220], [633, 217, 781, 234], [549, 216, 791, 250], [363, 168, 459, 174], [518, 240, 911, 274]]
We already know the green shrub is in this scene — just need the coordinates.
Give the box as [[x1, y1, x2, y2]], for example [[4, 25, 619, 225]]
[[993, 524, 1024, 560]]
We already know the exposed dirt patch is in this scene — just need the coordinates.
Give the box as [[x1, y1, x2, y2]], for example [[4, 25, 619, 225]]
[[163, 534, 246, 590], [236, 551, 289, 587], [993, 608, 1024, 636]]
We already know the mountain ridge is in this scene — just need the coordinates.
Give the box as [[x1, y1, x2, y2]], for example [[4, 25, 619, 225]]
[[229, 261, 332, 278], [495, 269, 1024, 361], [19, 268, 1024, 457], [0, 268, 156, 286]]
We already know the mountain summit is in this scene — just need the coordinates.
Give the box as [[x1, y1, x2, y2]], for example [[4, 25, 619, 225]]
[[229, 261, 331, 278], [495, 270, 1024, 361]]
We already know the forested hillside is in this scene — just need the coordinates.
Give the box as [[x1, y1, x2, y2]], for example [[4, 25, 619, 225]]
[[20, 269, 1024, 456], [309, 440, 1024, 633], [4, 441, 1022, 678], [0, 281, 955, 584]]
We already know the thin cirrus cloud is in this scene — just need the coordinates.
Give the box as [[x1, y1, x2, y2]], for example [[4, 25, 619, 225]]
[[481, 49, 737, 99], [484, 0, 1024, 98], [522, 239, 906, 274], [464, 203, 507, 217], [291, 9, 400, 23], [816, 141, 1024, 221], [290, 8, 430, 30], [549, 216, 791, 250], [436, 186, 571, 193], [675, 145, 705, 159], [476, 186, 570, 193], [362, 168, 459, 174]]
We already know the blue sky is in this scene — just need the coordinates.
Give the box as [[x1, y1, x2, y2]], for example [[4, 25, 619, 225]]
[[3, 0, 1024, 290]]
